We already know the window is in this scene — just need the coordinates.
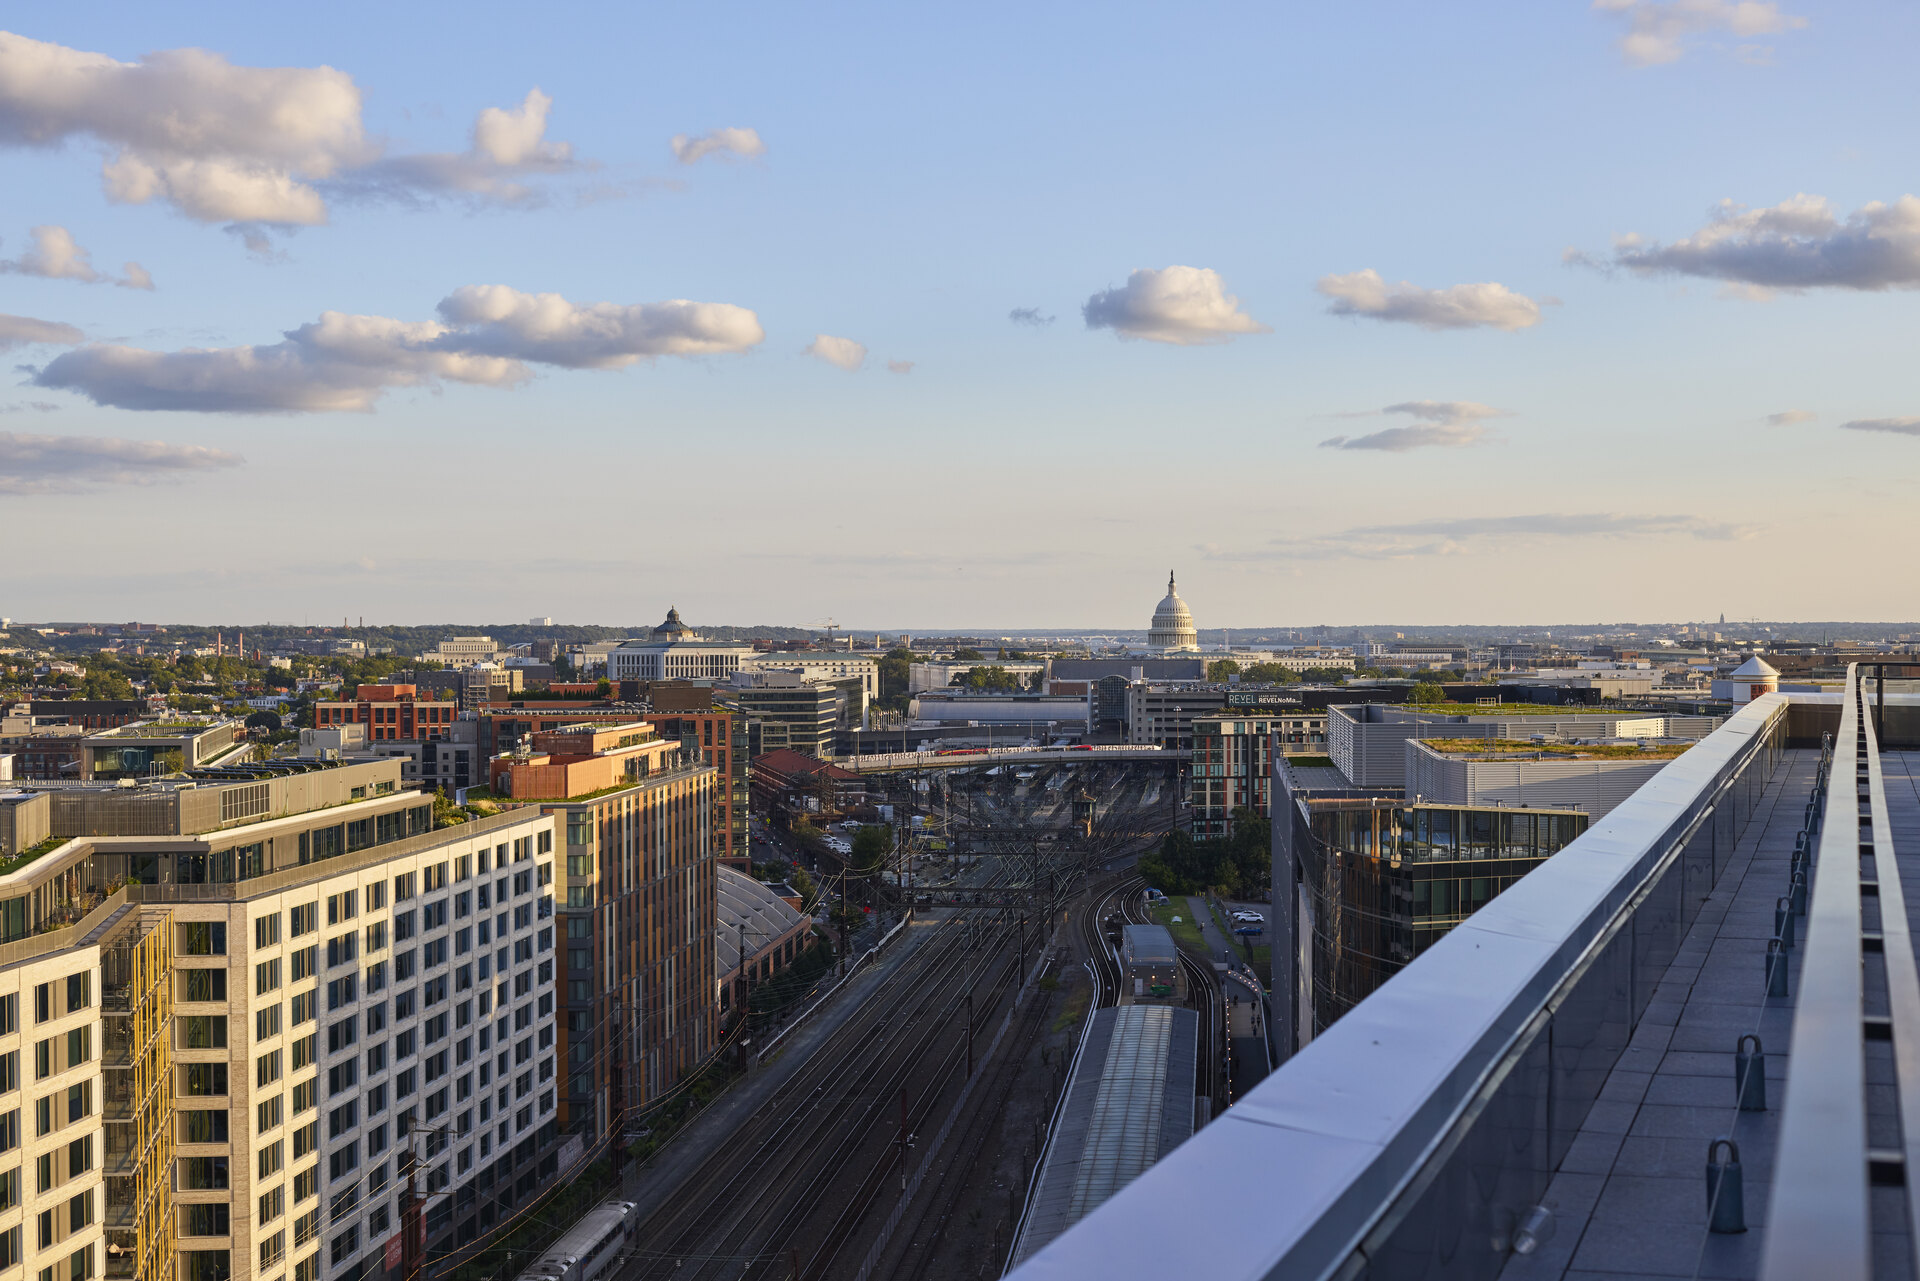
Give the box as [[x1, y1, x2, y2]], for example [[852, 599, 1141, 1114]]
[[395, 951, 416, 982], [291, 946, 317, 982], [330, 1226, 358, 1266], [396, 1067, 416, 1098], [395, 1029, 416, 1058], [327, 1060, 357, 1094], [0, 1110, 16, 1155], [259, 1185, 285, 1224], [0, 995, 13, 1036], [394, 872, 415, 902], [327, 890, 357, 925], [256, 1004, 283, 1041], [0, 1168, 18, 1211], [177, 923, 226, 956], [326, 976, 356, 1012], [367, 1082, 387, 1114], [292, 1079, 316, 1114], [180, 1156, 229, 1189], [326, 1019, 357, 1054], [365, 1043, 386, 1074], [180, 1016, 226, 1049], [290, 903, 318, 936], [183, 1110, 228, 1143], [259, 1231, 286, 1270], [327, 1144, 358, 1182], [394, 989, 415, 1019], [423, 901, 448, 931], [327, 1102, 356, 1139], [455, 890, 471, 918], [291, 990, 315, 1026], [292, 1033, 316, 1071], [365, 961, 387, 994], [184, 1064, 227, 1097], [365, 921, 388, 953], [0, 1226, 15, 1270], [425, 863, 448, 892], [325, 933, 358, 968], [294, 1165, 318, 1204], [293, 1120, 318, 1159], [258, 1140, 284, 1178], [256, 959, 282, 996], [258, 1094, 284, 1132], [182, 1253, 227, 1281], [180, 969, 225, 1002], [256, 913, 282, 948], [455, 927, 472, 955], [394, 911, 416, 942]]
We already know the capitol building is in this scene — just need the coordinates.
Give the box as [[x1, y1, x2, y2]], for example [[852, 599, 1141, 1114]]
[[1148, 572, 1200, 652]]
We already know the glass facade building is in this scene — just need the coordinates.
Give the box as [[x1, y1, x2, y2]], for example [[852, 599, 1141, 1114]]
[[1281, 797, 1589, 1034]]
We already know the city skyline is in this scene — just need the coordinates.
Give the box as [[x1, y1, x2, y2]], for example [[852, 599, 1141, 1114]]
[[5, 3, 1919, 624]]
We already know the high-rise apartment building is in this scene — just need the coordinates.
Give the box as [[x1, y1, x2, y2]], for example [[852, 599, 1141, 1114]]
[[0, 766, 563, 1281], [488, 723, 718, 1143]]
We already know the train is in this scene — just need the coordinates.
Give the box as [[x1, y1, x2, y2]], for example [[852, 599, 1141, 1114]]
[[1119, 923, 1187, 1005], [515, 1199, 637, 1281]]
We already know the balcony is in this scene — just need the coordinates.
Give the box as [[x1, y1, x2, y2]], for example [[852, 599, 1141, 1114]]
[[1010, 669, 1920, 1281]]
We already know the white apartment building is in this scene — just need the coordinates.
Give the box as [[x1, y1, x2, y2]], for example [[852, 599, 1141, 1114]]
[[0, 790, 563, 1281]]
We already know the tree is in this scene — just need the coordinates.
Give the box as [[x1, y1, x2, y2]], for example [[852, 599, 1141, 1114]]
[[877, 646, 917, 709], [596, 678, 612, 696], [245, 710, 282, 732], [1409, 681, 1446, 704], [951, 666, 1021, 692], [1207, 659, 1242, 681], [951, 647, 984, 662], [1238, 662, 1300, 685], [849, 824, 891, 877]]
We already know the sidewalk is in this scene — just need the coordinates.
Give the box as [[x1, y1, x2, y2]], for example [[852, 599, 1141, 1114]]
[[1185, 895, 1236, 965]]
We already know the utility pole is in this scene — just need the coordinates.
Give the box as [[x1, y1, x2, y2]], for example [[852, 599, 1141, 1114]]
[[897, 1087, 910, 1191], [965, 990, 974, 1076]]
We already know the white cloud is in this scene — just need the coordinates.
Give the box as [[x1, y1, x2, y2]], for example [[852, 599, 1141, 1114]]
[[1840, 418, 1920, 438], [0, 430, 242, 494], [887, 359, 915, 375], [1315, 269, 1542, 331], [1, 224, 153, 288], [1083, 266, 1268, 346], [0, 32, 584, 232], [1009, 307, 1055, 327], [34, 285, 764, 413], [1593, 0, 1806, 66], [804, 334, 867, 372], [1604, 194, 1920, 291], [437, 285, 765, 367], [1766, 409, 1816, 425], [1320, 401, 1508, 452], [0, 312, 83, 350], [670, 127, 765, 165], [1209, 510, 1757, 561], [344, 89, 581, 206]]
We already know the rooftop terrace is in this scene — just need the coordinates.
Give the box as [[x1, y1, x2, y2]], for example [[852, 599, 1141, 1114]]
[[1012, 668, 1920, 1281]]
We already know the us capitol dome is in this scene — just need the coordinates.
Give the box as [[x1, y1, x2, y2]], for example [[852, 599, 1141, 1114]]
[[1148, 571, 1199, 652]]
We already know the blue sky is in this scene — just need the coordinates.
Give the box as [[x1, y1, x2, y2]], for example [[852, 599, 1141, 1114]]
[[3, 2, 1916, 627]]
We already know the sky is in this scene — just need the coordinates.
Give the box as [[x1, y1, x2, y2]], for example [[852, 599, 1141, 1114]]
[[3, 1, 1918, 629]]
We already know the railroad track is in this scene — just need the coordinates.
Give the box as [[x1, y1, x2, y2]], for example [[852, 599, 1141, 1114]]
[[621, 866, 1027, 1281]]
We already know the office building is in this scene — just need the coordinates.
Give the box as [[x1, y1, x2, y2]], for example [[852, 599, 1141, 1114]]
[[312, 688, 462, 746], [1405, 737, 1692, 819], [723, 675, 845, 758], [739, 653, 881, 706], [1272, 767, 1590, 1038], [1326, 703, 1721, 789], [309, 687, 479, 793]]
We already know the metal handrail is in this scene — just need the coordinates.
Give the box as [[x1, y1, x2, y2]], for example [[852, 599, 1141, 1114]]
[[1763, 664, 1920, 1278]]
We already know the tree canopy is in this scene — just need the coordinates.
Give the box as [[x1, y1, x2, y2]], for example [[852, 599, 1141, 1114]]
[[1138, 810, 1272, 897]]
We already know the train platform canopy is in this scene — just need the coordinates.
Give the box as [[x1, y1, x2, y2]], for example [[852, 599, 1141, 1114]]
[[1011, 1005, 1198, 1269], [716, 865, 807, 978], [1121, 923, 1177, 966]]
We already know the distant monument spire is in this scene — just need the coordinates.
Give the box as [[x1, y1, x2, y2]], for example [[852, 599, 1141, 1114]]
[[1169, 570, 1176, 592]]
